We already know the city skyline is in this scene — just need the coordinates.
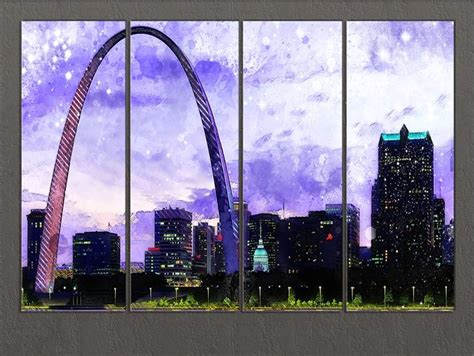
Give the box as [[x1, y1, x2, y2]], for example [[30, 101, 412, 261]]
[[22, 22, 453, 264], [24, 120, 448, 268], [20, 20, 454, 311]]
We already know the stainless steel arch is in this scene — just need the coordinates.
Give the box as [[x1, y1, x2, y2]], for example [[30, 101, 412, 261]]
[[35, 26, 238, 293]]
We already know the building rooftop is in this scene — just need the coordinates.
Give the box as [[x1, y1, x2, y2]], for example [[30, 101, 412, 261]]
[[155, 207, 192, 221], [325, 203, 360, 214], [73, 231, 120, 238], [381, 132, 428, 141], [28, 208, 46, 215], [380, 125, 429, 142]]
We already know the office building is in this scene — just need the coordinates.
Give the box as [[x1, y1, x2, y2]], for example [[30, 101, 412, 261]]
[[326, 204, 360, 268], [193, 222, 215, 275], [27, 209, 46, 281], [144, 247, 160, 274], [371, 125, 434, 269], [153, 207, 195, 287], [73, 231, 120, 276]]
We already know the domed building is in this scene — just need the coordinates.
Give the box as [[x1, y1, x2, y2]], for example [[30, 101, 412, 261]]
[[253, 239, 269, 272]]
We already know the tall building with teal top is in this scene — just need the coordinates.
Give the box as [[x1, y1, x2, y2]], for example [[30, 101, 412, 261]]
[[371, 124, 439, 270]]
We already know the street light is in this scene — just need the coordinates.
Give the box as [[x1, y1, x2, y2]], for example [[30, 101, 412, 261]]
[[175, 287, 179, 302], [383, 285, 387, 308], [258, 286, 262, 308], [319, 286, 322, 306], [73, 286, 77, 306], [444, 286, 448, 307], [350, 286, 355, 303], [207, 287, 210, 305], [287, 286, 291, 302], [149, 287, 152, 302], [48, 286, 52, 302], [21, 287, 24, 306], [412, 286, 415, 304], [114, 287, 117, 306]]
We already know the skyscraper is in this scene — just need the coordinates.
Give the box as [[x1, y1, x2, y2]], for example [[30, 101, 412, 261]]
[[359, 246, 372, 268], [234, 198, 251, 268], [193, 222, 215, 275], [326, 204, 360, 268], [153, 207, 194, 286], [253, 239, 269, 272], [286, 210, 342, 273], [433, 198, 445, 267], [73, 231, 120, 276], [154, 207, 192, 255], [214, 224, 226, 274], [371, 125, 434, 270], [144, 247, 160, 274], [371, 179, 382, 266], [27, 209, 45, 281], [247, 213, 280, 271], [443, 219, 454, 266]]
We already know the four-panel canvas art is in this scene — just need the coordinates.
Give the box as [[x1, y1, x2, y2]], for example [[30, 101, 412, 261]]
[[21, 20, 454, 311]]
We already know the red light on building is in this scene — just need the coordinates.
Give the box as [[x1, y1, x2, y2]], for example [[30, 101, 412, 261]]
[[148, 247, 160, 252], [326, 233, 334, 241], [216, 232, 223, 242]]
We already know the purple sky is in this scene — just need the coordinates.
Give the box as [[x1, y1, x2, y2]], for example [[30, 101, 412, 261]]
[[348, 21, 454, 246], [243, 22, 343, 217], [21, 21, 126, 265], [130, 22, 238, 262], [21, 21, 454, 265]]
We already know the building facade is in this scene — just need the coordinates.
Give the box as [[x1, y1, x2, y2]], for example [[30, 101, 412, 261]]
[[72, 231, 120, 276], [193, 222, 215, 275], [153, 207, 195, 287], [144, 247, 161, 274], [286, 209, 342, 273], [326, 204, 360, 268], [214, 224, 226, 274], [27, 209, 46, 281], [371, 125, 435, 270], [433, 198, 445, 267], [443, 218, 454, 266], [234, 198, 251, 268]]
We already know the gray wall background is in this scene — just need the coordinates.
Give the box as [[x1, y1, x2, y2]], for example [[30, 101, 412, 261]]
[[1, 1, 473, 355]]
